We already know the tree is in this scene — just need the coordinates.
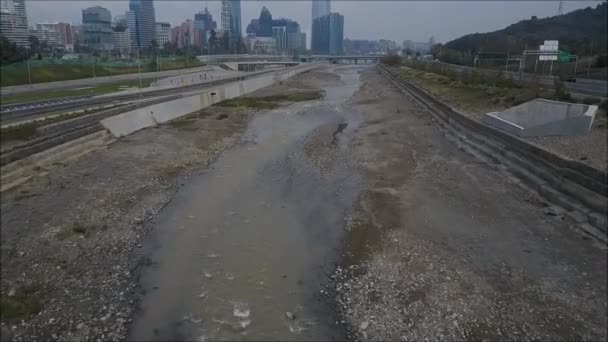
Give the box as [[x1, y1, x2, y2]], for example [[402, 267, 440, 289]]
[[28, 35, 40, 54], [431, 43, 443, 59], [381, 53, 402, 66], [0, 35, 27, 64]]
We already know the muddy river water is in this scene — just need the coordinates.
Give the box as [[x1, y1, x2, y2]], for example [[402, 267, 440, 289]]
[[129, 66, 365, 341]]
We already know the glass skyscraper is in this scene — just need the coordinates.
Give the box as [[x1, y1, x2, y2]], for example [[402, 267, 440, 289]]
[[328, 13, 344, 55], [312, 12, 343, 55], [221, 0, 241, 49], [311, 0, 330, 53], [128, 0, 156, 49], [311, 0, 330, 21], [82, 6, 113, 51]]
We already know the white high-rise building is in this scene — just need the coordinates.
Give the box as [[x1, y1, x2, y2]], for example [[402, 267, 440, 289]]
[[0, 0, 29, 47], [155, 22, 170, 47]]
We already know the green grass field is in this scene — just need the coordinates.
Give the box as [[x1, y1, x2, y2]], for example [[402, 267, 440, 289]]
[[1, 57, 204, 87]]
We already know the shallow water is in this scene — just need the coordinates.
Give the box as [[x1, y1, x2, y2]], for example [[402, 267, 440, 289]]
[[129, 65, 365, 341]]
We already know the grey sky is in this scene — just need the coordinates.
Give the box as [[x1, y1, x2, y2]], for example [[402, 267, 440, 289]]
[[26, 1, 602, 43]]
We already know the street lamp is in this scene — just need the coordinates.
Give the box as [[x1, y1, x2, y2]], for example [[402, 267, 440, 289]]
[[24, 46, 32, 86], [137, 45, 143, 95], [157, 45, 161, 83]]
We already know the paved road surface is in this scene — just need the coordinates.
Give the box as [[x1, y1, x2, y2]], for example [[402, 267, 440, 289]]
[[0, 65, 211, 96]]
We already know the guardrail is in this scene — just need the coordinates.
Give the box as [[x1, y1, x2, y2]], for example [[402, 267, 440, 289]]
[[378, 63, 607, 241]]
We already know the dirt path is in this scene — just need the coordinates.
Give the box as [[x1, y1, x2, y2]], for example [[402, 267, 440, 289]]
[[334, 68, 607, 341]]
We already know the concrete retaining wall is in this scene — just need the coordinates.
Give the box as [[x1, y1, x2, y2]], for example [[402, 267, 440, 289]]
[[101, 65, 317, 138], [1, 131, 112, 192], [378, 64, 607, 241]]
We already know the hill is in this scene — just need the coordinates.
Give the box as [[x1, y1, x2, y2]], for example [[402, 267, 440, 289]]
[[444, 2, 607, 55]]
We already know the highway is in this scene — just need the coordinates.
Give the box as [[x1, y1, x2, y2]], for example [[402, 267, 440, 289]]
[[0, 67, 280, 125], [0, 65, 212, 96]]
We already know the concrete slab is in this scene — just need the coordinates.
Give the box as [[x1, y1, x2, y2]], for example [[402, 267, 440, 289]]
[[482, 99, 598, 137], [101, 64, 318, 138], [100, 109, 157, 137]]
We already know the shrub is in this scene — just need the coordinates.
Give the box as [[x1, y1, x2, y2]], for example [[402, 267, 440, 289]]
[[553, 78, 572, 101], [381, 54, 402, 66]]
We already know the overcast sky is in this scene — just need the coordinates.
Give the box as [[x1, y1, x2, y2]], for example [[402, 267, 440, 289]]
[[26, 0, 603, 43]]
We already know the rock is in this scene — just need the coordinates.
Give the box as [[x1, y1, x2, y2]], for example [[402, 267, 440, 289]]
[[7, 288, 16, 297], [360, 321, 369, 330], [285, 312, 295, 320]]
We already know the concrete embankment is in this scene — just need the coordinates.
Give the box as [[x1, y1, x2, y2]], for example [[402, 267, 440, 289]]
[[1, 65, 318, 192], [378, 64, 607, 241], [101, 65, 318, 137]]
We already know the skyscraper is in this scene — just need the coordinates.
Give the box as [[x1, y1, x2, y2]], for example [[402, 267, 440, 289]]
[[82, 6, 113, 51], [312, 11, 343, 55], [311, 14, 329, 54], [128, 0, 156, 49], [193, 8, 216, 50], [155, 22, 170, 47], [221, 0, 241, 50], [328, 13, 344, 55], [35, 22, 73, 50], [311, 0, 332, 54], [246, 6, 302, 55], [311, 0, 330, 21], [0, 0, 29, 47]]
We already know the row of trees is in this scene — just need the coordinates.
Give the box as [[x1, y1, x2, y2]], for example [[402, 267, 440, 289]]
[[0, 35, 48, 65]]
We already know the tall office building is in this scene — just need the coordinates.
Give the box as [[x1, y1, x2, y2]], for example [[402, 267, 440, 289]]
[[311, 0, 330, 21], [287, 32, 306, 52], [0, 0, 29, 47], [246, 7, 302, 55], [312, 12, 343, 55], [112, 16, 131, 54], [82, 6, 113, 51], [35, 22, 73, 50], [311, 14, 329, 54], [272, 26, 286, 54], [311, 0, 332, 54], [128, 0, 156, 48], [193, 8, 216, 50], [328, 13, 344, 55], [221, 0, 241, 49], [171, 19, 194, 49], [155, 22, 170, 47], [125, 10, 137, 50]]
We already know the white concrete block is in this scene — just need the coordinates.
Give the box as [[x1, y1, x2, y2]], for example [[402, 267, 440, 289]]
[[101, 108, 158, 137], [482, 99, 598, 137]]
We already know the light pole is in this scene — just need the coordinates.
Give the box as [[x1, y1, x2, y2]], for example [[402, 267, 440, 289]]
[[25, 46, 32, 86], [137, 45, 143, 95], [157, 45, 161, 83]]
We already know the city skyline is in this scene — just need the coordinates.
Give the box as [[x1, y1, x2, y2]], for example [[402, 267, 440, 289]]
[[24, 0, 601, 44]]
